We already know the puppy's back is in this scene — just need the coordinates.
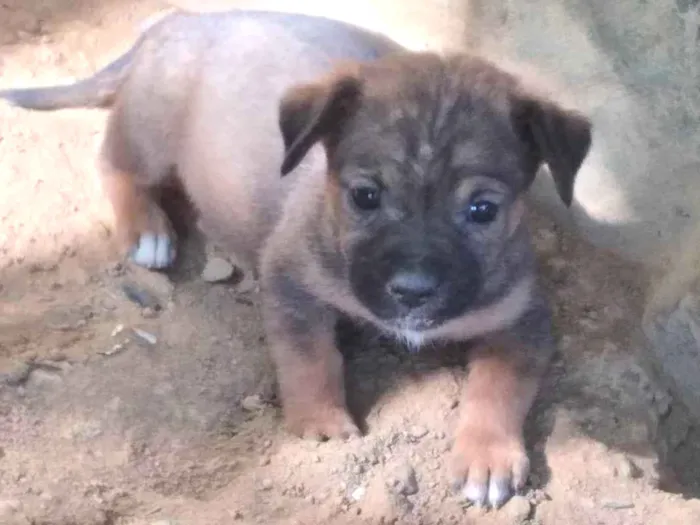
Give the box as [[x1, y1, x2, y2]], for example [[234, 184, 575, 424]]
[[102, 9, 402, 179], [0, 9, 403, 113], [109, 10, 405, 269]]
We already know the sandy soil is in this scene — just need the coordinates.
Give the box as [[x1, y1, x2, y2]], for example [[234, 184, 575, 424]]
[[1, 2, 700, 524]]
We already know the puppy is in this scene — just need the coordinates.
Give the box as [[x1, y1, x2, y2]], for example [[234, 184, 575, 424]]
[[1, 9, 592, 509], [268, 54, 590, 508]]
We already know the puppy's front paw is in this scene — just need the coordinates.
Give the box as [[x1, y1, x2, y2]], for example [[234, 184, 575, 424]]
[[285, 404, 361, 441], [450, 423, 529, 509]]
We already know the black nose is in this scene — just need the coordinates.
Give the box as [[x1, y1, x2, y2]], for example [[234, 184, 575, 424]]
[[387, 271, 439, 308]]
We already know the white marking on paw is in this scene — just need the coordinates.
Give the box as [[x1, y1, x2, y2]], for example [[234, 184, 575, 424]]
[[461, 482, 487, 506], [488, 479, 511, 508], [129, 232, 175, 269], [154, 233, 173, 268]]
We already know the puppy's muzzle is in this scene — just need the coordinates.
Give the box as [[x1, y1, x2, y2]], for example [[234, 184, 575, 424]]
[[349, 222, 483, 328]]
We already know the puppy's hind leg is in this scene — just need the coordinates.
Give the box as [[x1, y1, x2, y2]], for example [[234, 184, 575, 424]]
[[99, 111, 177, 270]]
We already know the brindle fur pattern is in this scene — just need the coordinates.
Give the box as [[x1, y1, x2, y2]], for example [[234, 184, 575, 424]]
[[268, 52, 591, 507], [0, 11, 592, 510]]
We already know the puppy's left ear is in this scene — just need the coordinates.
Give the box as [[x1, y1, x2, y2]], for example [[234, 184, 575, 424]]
[[514, 96, 592, 207], [278, 69, 363, 176]]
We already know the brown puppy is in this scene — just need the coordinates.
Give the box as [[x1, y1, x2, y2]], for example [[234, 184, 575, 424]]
[[268, 53, 591, 508], [0, 9, 591, 510]]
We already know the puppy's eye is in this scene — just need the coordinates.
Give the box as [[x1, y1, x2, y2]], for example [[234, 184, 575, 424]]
[[468, 200, 499, 224], [351, 186, 382, 211]]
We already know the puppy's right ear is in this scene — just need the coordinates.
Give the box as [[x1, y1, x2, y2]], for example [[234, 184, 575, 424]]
[[278, 72, 363, 176]]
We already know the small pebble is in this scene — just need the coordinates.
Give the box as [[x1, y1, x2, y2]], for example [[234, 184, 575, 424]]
[[261, 479, 274, 491], [235, 271, 258, 293], [111, 324, 125, 337], [408, 426, 428, 440], [133, 328, 157, 345], [259, 456, 271, 466], [151, 520, 178, 525], [389, 462, 419, 496], [107, 262, 125, 277], [121, 282, 160, 309], [614, 455, 642, 479], [3, 362, 32, 386], [50, 318, 87, 331], [351, 486, 366, 501], [602, 500, 635, 510], [141, 307, 158, 318], [502, 495, 532, 522], [99, 343, 126, 357], [26, 369, 63, 388], [201, 257, 235, 283], [241, 394, 266, 412]]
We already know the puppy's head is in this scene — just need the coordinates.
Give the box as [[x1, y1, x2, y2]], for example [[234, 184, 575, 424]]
[[278, 53, 591, 333]]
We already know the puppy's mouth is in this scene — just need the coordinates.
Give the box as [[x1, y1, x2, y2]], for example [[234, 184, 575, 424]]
[[366, 289, 451, 332], [381, 314, 450, 353], [388, 315, 438, 333]]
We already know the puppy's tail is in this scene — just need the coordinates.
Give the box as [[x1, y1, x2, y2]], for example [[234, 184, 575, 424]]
[[0, 42, 142, 111], [0, 11, 173, 111]]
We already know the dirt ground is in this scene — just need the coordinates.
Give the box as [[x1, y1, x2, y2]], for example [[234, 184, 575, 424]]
[[2, 1, 700, 524]]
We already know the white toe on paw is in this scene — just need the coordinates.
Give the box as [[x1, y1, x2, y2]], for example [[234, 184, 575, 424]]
[[129, 232, 176, 269], [450, 427, 530, 509], [154, 233, 175, 268], [487, 478, 512, 508], [458, 477, 512, 509], [462, 482, 487, 506]]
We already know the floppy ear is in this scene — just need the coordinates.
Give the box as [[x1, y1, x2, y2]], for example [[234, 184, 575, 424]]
[[514, 96, 592, 207], [278, 72, 363, 176]]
